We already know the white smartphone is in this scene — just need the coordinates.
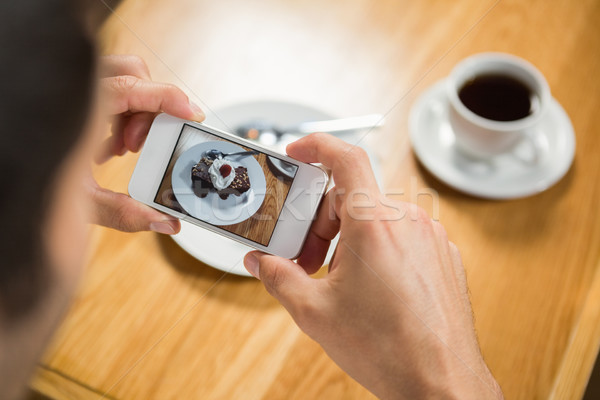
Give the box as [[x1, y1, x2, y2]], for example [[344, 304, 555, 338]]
[[128, 113, 329, 259]]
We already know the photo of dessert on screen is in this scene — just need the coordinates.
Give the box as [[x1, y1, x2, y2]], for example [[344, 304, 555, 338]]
[[191, 156, 251, 200], [154, 124, 299, 246], [168, 139, 265, 224]]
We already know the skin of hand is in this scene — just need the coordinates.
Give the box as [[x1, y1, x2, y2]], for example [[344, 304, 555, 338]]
[[87, 55, 205, 234], [243, 133, 504, 399]]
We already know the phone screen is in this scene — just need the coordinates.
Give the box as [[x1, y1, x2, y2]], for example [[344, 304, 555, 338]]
[[154, 123, 299, 246]]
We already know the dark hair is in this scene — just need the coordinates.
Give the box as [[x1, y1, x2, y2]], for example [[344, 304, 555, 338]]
[[0, 0, 96, 320]]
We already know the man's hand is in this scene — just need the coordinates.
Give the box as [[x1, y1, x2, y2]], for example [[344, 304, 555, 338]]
[[88, 55, 205, 234], [244, 133, 503, 399]]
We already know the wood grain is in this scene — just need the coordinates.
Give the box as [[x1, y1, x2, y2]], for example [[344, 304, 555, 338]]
[[31, 0, 600, 399], [30, 366, 110, 400], [549, 258, 600, 400]]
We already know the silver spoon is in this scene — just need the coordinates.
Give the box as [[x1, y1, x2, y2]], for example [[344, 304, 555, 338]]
[[235, 114, 385, 144], [205, 149, 259, 160]]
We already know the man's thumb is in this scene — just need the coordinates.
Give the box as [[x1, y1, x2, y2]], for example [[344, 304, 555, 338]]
[[244, 251, 315, 309], [88, 178, 180, 234]]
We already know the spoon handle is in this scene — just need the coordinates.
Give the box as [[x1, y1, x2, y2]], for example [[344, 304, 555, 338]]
[[225, 150, 259, 157], [291, 114, 385, 135]]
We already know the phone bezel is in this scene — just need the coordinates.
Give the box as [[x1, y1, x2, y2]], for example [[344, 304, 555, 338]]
[[128, 113, 329, 259]]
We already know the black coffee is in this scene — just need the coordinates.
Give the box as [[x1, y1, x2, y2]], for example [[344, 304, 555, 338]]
[[458, 74, 536, 121]]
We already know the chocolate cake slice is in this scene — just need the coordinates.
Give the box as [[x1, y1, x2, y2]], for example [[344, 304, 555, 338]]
[[190, 157, 212, 198], [191, 157, 251, 200]]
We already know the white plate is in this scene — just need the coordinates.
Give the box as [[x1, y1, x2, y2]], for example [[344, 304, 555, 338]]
[[171, 141, 266, 225], [409, 80, 575, 199], [172, 101, 337, 276]]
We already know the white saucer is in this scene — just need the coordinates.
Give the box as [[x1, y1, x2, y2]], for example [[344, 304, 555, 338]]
[[172, 101, 339, 276], [409, 80, 575, 199]]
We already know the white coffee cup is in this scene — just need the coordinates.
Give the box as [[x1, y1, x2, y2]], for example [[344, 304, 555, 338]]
[[446, 52, 550, 162]]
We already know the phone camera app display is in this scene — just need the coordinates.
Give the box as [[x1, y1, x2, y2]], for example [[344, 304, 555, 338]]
[[155, 124, 298, 246]]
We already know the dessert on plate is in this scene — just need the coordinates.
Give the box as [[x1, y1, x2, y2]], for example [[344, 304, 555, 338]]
[[191, 156, 250, 200]]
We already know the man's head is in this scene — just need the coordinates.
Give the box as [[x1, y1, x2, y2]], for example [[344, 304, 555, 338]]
[[0, 1, 101, 398], [0, 0, 96, 321]]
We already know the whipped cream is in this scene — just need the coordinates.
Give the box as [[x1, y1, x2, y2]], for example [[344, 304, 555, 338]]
[[208, 158, 235, 190]]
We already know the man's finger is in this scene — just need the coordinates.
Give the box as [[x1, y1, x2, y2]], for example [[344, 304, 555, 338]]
[[88, 179, 180, 234], [94, 134, 126, 164], [109, 115, 127, 154], [244, 252, 322, 329], [99, 54, 151, 80], [286, 133, 379, 197], [101, 75, 205, 122], [122, 111, 157, 152], [296, 189, 341, 272]]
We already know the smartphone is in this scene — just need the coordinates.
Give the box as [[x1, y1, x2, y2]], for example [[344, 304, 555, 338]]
[[128, 113, 329, 259]]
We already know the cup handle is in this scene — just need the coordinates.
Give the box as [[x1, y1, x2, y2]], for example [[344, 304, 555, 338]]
[[513, 128, 546, 165]]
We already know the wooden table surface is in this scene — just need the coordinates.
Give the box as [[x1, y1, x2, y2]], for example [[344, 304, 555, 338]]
[[31, 0, 600, 399]]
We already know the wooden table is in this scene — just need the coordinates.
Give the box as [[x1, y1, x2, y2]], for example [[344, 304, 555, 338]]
[[31, 0, 600, 399]]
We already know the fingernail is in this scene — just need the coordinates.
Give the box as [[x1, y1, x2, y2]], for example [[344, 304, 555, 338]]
[[149, 221, 176, 235], [244, 253, 260, 279], [189, 101, 205, 120]]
